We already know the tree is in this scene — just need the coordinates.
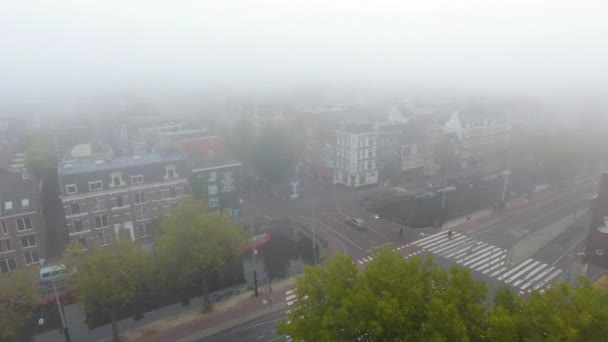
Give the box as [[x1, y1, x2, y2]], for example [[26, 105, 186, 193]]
[[73, 238, 150, 342], [278, 248, 488, 341], [380, 160, 402, 186], [25, 135, 56, 178], [278, 250, 608, 341], [0, 269, 40, 341], [251, 125, 297, 183], [156, 197, 246, 311]]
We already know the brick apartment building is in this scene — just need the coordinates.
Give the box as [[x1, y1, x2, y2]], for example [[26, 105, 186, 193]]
[[58, 147, 189, 247], [0, 148, 46, 272], [586, 172, 608, 269]]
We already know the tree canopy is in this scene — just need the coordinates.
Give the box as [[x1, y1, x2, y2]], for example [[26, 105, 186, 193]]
[[72, 238, 150, 342], [0, 269, 40, 341], [278, 248, 608, 341], [251, 125, 298, 183], [156, 197, 246, 311], [25, 134, 56, 178]]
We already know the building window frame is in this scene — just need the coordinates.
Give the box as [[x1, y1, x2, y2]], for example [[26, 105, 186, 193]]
[[73, 220, 84, 233], [24, 250, 40, 265], [0, 238, 12, 253], [4, 201, 12, 211], [134, 191, 146, 204], [209, 197, 219, 208], [136, 223, 151, 238], [16, 217, 33, 232], [89, 180, 103, 191], [20, 235, 36, 248], [95, 215, 109, 229], [66, 184, 78, 195], [165, 165, 177, 179], [1, 222, 7, 235], [208, 185, 218, 195], [21, 199, 30, 208], [131, 174, 144, 185], [111, 172, 124, 187], [0, 257, 17, 273]]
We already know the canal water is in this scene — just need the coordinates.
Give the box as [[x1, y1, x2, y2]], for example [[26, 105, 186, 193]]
[[242, 224, 316, 288]]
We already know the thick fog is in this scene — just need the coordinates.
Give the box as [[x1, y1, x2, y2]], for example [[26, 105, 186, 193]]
[[1, 0, 607, 106]]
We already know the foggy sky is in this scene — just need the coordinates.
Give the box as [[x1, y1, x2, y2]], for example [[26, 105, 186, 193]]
[[2, 0, 607, 104]]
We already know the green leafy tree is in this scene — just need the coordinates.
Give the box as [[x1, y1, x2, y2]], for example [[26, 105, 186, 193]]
[[74, 238, 150, 342], [251, 125, 297, 183], [156, 197, 246, 311], [278, 248, 488, 341], [0, 269, 40, 341], [25, 135, 56, 178]]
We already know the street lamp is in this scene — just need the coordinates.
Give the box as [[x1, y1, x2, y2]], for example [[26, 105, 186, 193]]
[[437, 186, 456, 227], [51, 280, 71, 342], [253, 249, 258, 297]]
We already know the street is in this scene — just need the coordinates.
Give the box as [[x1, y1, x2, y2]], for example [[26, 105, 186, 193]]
[[201, 309, 287, 342]]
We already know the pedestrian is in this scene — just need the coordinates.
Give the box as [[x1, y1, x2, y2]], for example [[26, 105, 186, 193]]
[[448, 230, 453, 240]]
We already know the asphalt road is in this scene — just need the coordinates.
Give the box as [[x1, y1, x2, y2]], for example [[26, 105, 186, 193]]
[[201, 309, 287, 342]]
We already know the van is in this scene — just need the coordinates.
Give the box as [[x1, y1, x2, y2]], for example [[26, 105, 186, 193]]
[[345, 218, 367, 231], [39, 265, 76, 283]]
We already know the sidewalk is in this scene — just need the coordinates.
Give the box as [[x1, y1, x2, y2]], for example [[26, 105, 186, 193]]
[[447, 176, 596, 235], [114, 277, 296, 342]]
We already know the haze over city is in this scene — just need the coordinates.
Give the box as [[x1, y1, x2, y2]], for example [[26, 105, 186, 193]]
[[2, 0, 608, 109], [2, 2, 608, 342]]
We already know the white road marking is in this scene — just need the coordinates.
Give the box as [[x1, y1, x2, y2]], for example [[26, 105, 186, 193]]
[[454, 242, 486, 260], [456, 245, 494, 264], [475, 254, 507, 273], [439, 239, 478, 257], [462, 247, 503, 267], [470, 250, 507, 271], [532, 269, 563, 291], [497, 259, 535, 281], [504, 260, 541, 284], [513, 263, 548, 287], [428, 236, 467, 253], [412, 230, 449, 245], [520, 266, 555, 291]]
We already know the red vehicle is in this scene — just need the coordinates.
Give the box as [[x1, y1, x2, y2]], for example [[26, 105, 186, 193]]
[[243, 233, 271, 254]]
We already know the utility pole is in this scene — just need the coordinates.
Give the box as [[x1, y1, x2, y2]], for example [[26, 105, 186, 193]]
[[52, 281, 71, 342], [253, 249, 258, 297], [500, 169, 511, 209], [312, 205, 316, 263]]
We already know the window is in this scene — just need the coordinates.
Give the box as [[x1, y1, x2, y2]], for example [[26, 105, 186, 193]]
[[70, 203, 80, 214], [209, 197, 219, 208], [4, 201, 12, 211], [21, 199, 30, 208], [116, 195, 124, 207], [73, 220, 84, 232], [170, 187, 176, 198], [131, 175, 144, 184], [0, 239, 12, 253], [89, 180, 103, 191], [66, 184, 77, 195], [0, 257, 16, 273], [208, 172, 217, 182], [92, 197, 105, 211], [136, 223, 151, 238], [1, 222, 7, 235], [367, 149, 372, 158], [208, 185, 218, 195], [95, 216, 109, 228], [111, 173, 123, 187], [134, 191, 145, 204], [165, 165, 177, 179], [20, 235, 36, 248], [24, 250, 40, 265], [135, 207, 145, 221], [16, 217, 32, 232]]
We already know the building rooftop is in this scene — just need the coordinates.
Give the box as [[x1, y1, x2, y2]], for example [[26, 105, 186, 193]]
[[58, 153, 187, 176]]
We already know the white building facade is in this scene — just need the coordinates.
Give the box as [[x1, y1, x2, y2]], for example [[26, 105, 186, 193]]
[[333, 123, 379, 187]]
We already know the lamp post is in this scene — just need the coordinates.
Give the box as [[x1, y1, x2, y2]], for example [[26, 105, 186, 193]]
[[52, 280, 71, 342], [253, 249, 258, 297], [437, 186, 456, 227]]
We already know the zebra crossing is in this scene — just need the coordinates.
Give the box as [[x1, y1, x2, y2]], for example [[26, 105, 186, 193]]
[[356, 243, 426, 264], [405, 230, 563, 294]]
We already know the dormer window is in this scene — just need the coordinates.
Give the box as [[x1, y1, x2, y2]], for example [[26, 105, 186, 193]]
[[66, 184, 78, 195], [111, 172, 124, 187], [3, 201, 12, 211], [165, 165, 177, 179], [131, 175, 144, 185], [89, 180, 103, 191]]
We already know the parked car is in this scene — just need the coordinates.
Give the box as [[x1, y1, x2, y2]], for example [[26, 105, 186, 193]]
[[345, 218, 368, 231], [39, 264, 76, 284]]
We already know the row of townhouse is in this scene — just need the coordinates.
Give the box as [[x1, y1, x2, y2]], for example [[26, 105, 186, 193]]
[[333, 106, 511, 188], [0, 148, 46, 273], [58, 142, 241, 249]]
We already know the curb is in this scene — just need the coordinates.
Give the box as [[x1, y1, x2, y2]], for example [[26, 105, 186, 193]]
[[176, 303, 286, 342]]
